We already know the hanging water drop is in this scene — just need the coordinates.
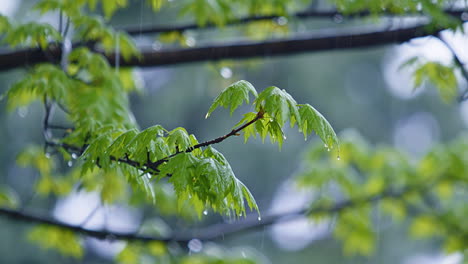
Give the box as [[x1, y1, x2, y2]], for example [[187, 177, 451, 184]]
[[324, 144, 328, 148], [67, 160, 73, 167], [337, 156, 341, 161], [45, 153, 51, 159], [327, 148, 331, 152], [71, 153, 78, 159], [203, 210, 208, 216], [220, 67, 232, 79], [283, 135, 287, 140], [258, 216, 262, 221]]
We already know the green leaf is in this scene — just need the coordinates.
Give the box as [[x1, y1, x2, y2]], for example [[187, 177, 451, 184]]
[[254, 86, 300, 127], [167, 127, 192, 151], [0, 15, 11, 33], [206, 80, 258, 118], [297, 104, 339, 150], [28, 225, 83, 258], [102, 0, 128, 19], [233, 112, 259, 143], [0, 187, 19, 208], [410, 215, 440, 238], [106, 129, 138, 159], [412, 62, 458, 102]]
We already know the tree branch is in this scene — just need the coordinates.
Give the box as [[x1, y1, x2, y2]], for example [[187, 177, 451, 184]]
[[0, 181, 427, 244], [124, 9, 466, 36], [1, 18, 465, 71]]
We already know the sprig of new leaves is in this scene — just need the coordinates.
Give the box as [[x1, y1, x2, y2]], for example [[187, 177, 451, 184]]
[[207, 80, 339, 150]]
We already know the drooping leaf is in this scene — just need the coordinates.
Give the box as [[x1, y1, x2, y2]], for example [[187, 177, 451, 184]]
[[297, 104, 339, 150], [254, 86, 300, 127], [206, 80, 258, 118]]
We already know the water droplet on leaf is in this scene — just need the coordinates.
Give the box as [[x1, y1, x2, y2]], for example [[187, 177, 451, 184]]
[[203, 210, 208, 215], [67, 160, 73, 167], [337, 156, 341, 160], [45, 153, 51, 159], [71, 153, 78, 159], [258, 216, 262, 221]]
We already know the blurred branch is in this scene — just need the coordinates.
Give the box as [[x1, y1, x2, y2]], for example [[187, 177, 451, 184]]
[[0, 182, 429, 244], [0, 23, 450, 71], [436, 33, 468, 102], [124, 9, 466, 35], [2, 5, 468, 72]]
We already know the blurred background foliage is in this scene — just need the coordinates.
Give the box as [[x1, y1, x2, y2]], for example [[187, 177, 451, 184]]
[[0, 0, 467, 263]]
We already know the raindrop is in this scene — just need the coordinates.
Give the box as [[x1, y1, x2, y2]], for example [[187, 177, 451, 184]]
[[258, 216, 262, 221], [203, 210, 208, 216], [18, 107, 28, 118], [152, 41, 162, 51], [276, 16, 288, 26], [67, 160, 73, 167], [333, 14, 343, 23], [324, 144, 328, 148], [337, 156, 341, 161], [241, 251, 247, 258], [220, 67, 232, 79], [283, 135, 287, 140], [185, 37, 196, 47], [45, 153, 51, 159], [71, 153, 78, 159], [327, 148, 331, 152], [187, 239, 203, 253]]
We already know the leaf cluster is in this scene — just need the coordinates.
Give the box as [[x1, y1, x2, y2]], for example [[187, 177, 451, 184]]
[[296, 130, 468, 255]]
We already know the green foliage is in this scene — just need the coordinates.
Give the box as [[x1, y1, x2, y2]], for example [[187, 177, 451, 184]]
[[4, 22, 61, 49], [331, 0, 461, 29], [414, 62, 458, 102], [0, 187, 19, 209], [295, 130, 468, 256], [3, 0, 466, 263], [206, 80, 258, 118], [255, 86, 300, 127], [401, 56, 458, 102], [28, 225, 83, 258], [296, 104, 339, 148]]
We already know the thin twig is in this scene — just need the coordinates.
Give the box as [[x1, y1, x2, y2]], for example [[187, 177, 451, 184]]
[[150, 111, 263, 169]]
